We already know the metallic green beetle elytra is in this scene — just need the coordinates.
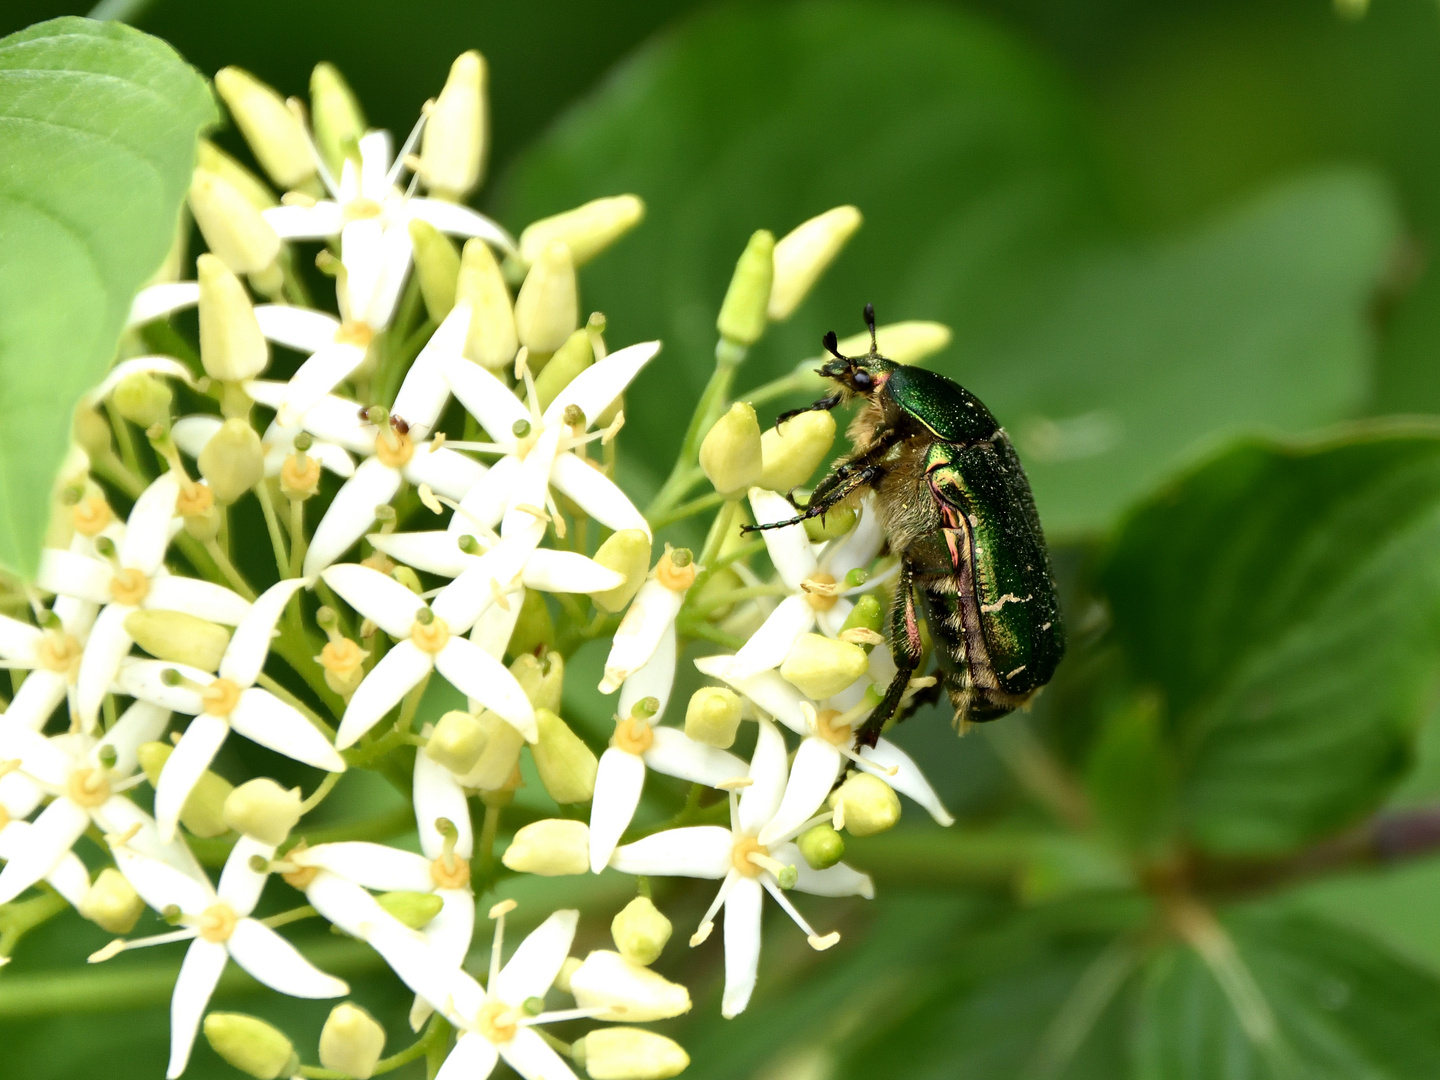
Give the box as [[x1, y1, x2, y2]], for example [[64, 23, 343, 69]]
[[745, 304, 1064, 744]]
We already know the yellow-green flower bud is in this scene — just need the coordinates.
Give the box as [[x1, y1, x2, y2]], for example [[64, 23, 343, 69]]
[[507, 588, 555, 658], [79, 867, 145, 934], [418, 50, 488, 200], [534, 329, 593, 411], [830, 772, 901, 837], [184, 500, 224, 543], [611, 896, 672, 966], [591, 530, 651, 613], [199, 419, 266, 505], [138, 741, 233, 838], [532, 708, 598, 804], [198, 253, 270, 382], [214, 67, 316, 191], [574, 1028, 690, 1080], [223, 778, 303, 846], [803, 502, 856, 543], [796, 823, 845, 870], [698, 402, 762, 496], [310, 62, 366, 182], [461, 712, 526, 790], [190, 172, 282, 284], [768, 206, 862, 321], [502, 818, 589, 876], [684, 687, 742, 749], [570, 950, 692, 1021], [426, 709, 488, 775], [112, 372, 173, 430], [515, 240, 578, 354], [513, 650, 565, 714], [409, 219, 461, 323], [555, 956, 582, 995], [760, 410, 834, 493], [73, 402, 111, 458], [518, 195, 645, 269], [392, 565, 424, 596], [197, 140, 277, 210], [203, 1013, 298, 1080], [456, 238, 518, 370], [835, 320, 951, 365], [319, 1002, 385, 1080], [716, 230, 774, 347], [376, 890, 444, 929], [125, 609, 231, 671], [779, 633, 869, 699], [839, 594, 884, 650]]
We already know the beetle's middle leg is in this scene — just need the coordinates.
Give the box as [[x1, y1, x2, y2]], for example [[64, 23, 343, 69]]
[[855, 562, 923, 748], [740, 462, 884, 534]]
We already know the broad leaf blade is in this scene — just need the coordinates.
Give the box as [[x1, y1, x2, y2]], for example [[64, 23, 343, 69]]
[[0, 16, 215, 577]]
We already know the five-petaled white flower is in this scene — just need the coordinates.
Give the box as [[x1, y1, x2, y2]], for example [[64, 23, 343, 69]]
[[0, 596, 98, 731], [611, 718, 873, 1018], [36, 472, 252, 730], [599, 550, 695, 695], [115, 578, 346, 842], [108, 836, 349, 1078]]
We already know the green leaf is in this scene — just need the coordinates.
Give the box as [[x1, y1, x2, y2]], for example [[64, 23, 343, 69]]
[[1084, 692, 1178, 857], [0, 17, 215, 577], [1102, 427, 1440, 855]]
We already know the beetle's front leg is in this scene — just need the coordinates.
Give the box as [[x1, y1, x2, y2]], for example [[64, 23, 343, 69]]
[[775, 392, 842, 428], [855, 562, 922, 748], [741, 463, 885, 533]]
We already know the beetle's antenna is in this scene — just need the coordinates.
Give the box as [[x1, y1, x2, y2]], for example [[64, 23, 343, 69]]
[[863, 302, 878, 354], [821, 330, 843, 359]]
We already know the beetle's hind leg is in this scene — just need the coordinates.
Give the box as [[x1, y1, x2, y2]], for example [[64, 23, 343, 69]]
[[775, 392, 842, 428], [855, 563, 924, 748]]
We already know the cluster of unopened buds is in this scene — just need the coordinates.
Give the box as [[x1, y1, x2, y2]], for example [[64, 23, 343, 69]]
[[1, 45, 957, 1080]]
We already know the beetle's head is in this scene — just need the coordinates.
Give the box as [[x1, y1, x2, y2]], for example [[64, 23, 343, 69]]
[[817, 302, 895, 397]]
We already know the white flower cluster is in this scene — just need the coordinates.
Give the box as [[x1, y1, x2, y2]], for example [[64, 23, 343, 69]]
[[0, 45, 958, 1080]]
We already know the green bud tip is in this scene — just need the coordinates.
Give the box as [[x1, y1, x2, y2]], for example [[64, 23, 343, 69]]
[[844, 568, 869, 588], [776, 864, 799, 890], [97, 745, 118, 769], [316, 606, 338, 630], [160, 669, 182, 687], [95, 536, 117, 559], [458, 534, 481, 554], [512, 418, 531, 438], [249, 854, 268, 872], [434, 816, 457, 839], [294, 431, 313, 451], [632, 697, 660, 721], [587, 311, 607, 332], [562, 403, 586, 427], [669, 548, 693, 567], [162, 904, 182, 924], [365, 405, 388, 427], [415, 607, 435, 625], [374, 504, 397, 523], [523, 997, 546, 1016]]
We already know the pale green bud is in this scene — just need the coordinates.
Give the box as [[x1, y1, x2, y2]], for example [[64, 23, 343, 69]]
[[409, 219, 461, 323], [532, 708, 598, 805], [835, 320, 952, 365], [767, 206, 862, 321], [555, 956, 582, 995], [190, 173, 282, 280], [73, 402, 112, 458], [418, 51, 488, 200], [507, 588, 555, 658], [839, 594, 885, 652], [319, 1002, 385, 1080], [796, 823, 845, 870], [760, 410, 835, 493], [803, 502, 856, 543], [518, 195, 645, 269], [513, 650, 565, 714], [79, 867, 144, 934], [214, 67, 317, 191], [716, 230, 774, 347], [461, 711, 526, 790], [684, 687, 742, 749], [570, 950, 692, 1021], [198, 419, 266, 505], [376, 890, 445, 929], [591, 530, 652, 613], [392, 565, 424, 595], [138, 741, 233, 837], [310, 63, 366, 182], [501, 818, 589, 876], [425, 709, 488, 775], [197, 140, 277, 210], [203, 1013, 298, 1080], [456, 238, 517, 370], [124, 609, 231, 671], [534, 329, 594, 411], [698, 402, 763, 496], [515, 240, 578, 354], [183, 501, 224, 543], [830, 772, 901, 837], [198, 253, 270, 381], [223, 778, 303, 846], [779, 633, 869, 699], [611, 896, 672, 966], [575, 1028, 689, 1080], [112, 372, 173, 430]]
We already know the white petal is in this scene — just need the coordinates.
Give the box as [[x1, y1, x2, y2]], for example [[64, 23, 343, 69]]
[[427, 886, 476, 966], [726, 595, 814, 679], [444, 358, 526, 446], [369, 530, 475, 578], [128, 281, 200, 326], [645, 727, 747, 788], [619, 623, 676, 720], [45, 848, 91, 907], [115, 659, 207, 714], [0, 772, 44, 819], [748, 488, 818, 588], [499, 1027, 579, 1080], [120, 472, 180, 574], [816, 598, 855, 638], [721, 875, 764, 1018], [276, 342, 369, 427], [336, 642, 432, 750], [861, 738, 954, 827], [435, 638, 536, 740], [155, 713, 231, 841], [99, 800, 205, 883], [263, 201, 344, 239], [364, 218, 416, 328], [822, 496, 885, 577], [494, 909, 579, 1006], [694, 658, 809, 736], [341, 217, 385, 325], [91, 356, 197, 402], [144, 576, 252, 625], [4, 671, 66, 731], [0, 614, 41, 661], [227, 917, 349, 997], [304, 459, 403, 575], [450, 455, 519, 538], [321, 562, 425, 638], [222, 578, 308, 686], [499, 428, 562, 538], [601, 580, 683, 694], [357, 131, 393, 198], [217, 835, 277, 916], [523, 550, 624, 594], [75, 604, 134, 729], [758, 737, 841, 846], [403, 446, 488, 501], [551, 452, 650, 537], [36, 549, 112, 605], [254, 305, 340, 353], [436, 1032, 499, 1080], [295, 842, 434, 891], [469, 585, 522, 660], [738, 718, 788, 836], [541, 341, 660, 429], [610, 826, 733, 879], [409, 198, 516, 252], [285, 391, 376, 453], [98, 700, 171, 775], [0, 723, 72, 786], [112, 844, 215, 913], [231, 688, 345, 771], [309, 438, 357, 478], [392, 304, 468, 433], [414, 751, 473, 859], [167, 939, 228, 1078], [172, 416, 224, 460], [588, 749, 646, 874], [772, 843, 874, 899], [0, 797, 88, 903]]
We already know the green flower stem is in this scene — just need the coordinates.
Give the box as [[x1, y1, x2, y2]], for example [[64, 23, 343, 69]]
[[746, 364, 823, 408], [90, 447, 145, 500], [258, 904, 319, 930], [277, 249, 314, 309], [646, 340, 748, 520], [536, 1029, 574, 1057], [104, 399, 144, 477], [685, 583, 789, 617], [299, 771, 344, 814], [478, 801, 502, 883], [697, 498, 738, 570], [0, 889, 68, 959], [255, 481, 291, 579], [288, 496, 308, 578], [203, 537, 253, 599], [675, 617, 744, 650], [649, 489, 727, 531]]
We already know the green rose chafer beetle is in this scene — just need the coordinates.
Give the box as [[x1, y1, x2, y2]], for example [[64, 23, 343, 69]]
[[748, 305, 1065, 744]]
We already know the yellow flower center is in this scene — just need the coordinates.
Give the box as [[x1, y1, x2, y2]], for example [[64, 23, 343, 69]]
[[612, 715, 654, 755], [66, 765, 111, 809], [36, 631, 82, 678], [812, 708, 854, 747], [176, 482, 213, 518], [476, 1000, 517, 1045], [374, 428, 415, 469], [109, 568, 150, 606], [197, 902, 239, 943], [410, 616, 450, 655], [201, 677, 243, 718], [656, 553, 696, 592], [801, 572, 839, 612], [430, 854, 471, 890], [320, 638, 365, 676], [71, 495, 113, 537], [342, 199, 383, 223], [280, 453, 321, 499], [281, 841, 318, 890], [731, 836, 769, 878], [335, 320, 376, 347]]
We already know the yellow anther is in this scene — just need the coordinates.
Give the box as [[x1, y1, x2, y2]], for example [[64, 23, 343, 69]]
[[611, 714, 654, 756]]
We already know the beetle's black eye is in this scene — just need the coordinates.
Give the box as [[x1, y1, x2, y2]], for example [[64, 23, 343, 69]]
[[852, 369, 873, 390]]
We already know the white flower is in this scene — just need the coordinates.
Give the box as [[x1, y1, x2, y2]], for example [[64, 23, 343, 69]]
[[87, 355, 199, 405], [36, 472, 252, 730], [127, 282, 201, 329], [0, 701, 170, 903], [610, 718, 873, 1018], [0, 596, 98, 731], [319, 563, 536, 748], [107, 836, 348, 1078], [115, 578, 346, 842], [694, 654, 953, 831], [599, 550, 695, 695], [718, 489, 886, 681], [0, 753, 89, 908]]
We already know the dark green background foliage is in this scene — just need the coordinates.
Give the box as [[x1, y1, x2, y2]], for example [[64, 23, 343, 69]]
[[9, 0, 1440, 1077]]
